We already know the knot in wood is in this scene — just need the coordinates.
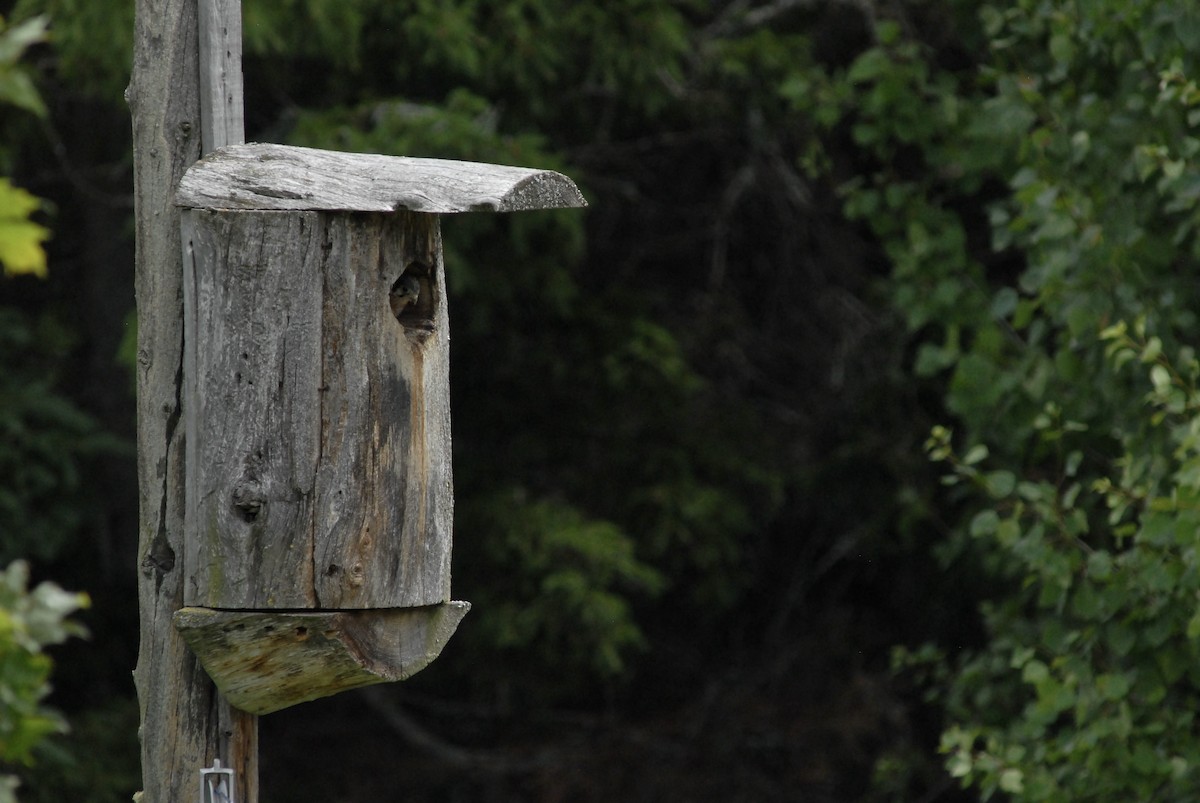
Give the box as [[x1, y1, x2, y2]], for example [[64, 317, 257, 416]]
[[231, 477, 265, 522]]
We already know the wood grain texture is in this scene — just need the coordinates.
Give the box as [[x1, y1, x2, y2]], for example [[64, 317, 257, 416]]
[[177, 142, 588, 213], [197, 0, 245, 154], [182, 209, 454, 609], [130, 0, 257, 800], [174, 603, 470, 714], [182, 209, 323, 608], [312, 212, 455, 608]]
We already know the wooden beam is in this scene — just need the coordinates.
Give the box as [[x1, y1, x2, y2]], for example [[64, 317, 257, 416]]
[[197, 0, 245, 154], [129, 0, 256, 800], [177, 142, 588, 213]]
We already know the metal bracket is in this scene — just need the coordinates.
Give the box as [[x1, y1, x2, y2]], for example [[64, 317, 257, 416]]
[[200, 758, 235, 803]]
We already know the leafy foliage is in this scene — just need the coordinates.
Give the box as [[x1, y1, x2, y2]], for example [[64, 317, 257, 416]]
[[0, 14, 47, 116], [0, 14, 49, 279], [0, 560, 89, 803], [26, 0, 1200, 799], [0, 309, 124, 566], [800, 0, 1200, 798], [12, 699, 139, 803], [10, 1, 131, 100], [463, 490, 664, 682], [0, 179, 48, 280], [928, 329, 1200, 800], [0, 19, 129, 800]]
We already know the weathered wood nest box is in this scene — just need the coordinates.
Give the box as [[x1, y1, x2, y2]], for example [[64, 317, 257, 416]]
[[172, 143, 585, 715]]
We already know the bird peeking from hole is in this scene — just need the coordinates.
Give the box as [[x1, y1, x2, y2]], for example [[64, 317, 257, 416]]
[[389, 274, 420, 319]]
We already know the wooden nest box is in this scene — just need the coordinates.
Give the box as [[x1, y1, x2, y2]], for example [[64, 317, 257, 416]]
[[172, 142, 585, 715]]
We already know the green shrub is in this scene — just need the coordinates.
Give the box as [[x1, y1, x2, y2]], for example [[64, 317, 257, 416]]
[[0, 561, 88, 803]]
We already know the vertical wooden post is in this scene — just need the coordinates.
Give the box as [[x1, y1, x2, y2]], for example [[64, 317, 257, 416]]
[[129, 0, 256, 800], [197, 0, 245, 153]]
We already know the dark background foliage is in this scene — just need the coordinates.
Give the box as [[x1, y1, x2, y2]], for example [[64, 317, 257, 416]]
[[0, 2, 977, 801], [5, 0, 1199, 800]]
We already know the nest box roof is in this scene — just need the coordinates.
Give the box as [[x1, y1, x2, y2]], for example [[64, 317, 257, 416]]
[[177, 142, 587, 214]]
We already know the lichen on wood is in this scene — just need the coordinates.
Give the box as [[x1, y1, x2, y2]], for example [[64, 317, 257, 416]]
[[174, 603, 470, 715]]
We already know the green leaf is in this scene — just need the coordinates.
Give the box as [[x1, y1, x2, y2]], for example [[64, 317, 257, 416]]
[[1150, 364, 1172, 393], [946, 751, 972, 778], [0, 14, 48, 117], [985, 470, 1016, 497], [1096, 672, 1132, 701], [1048, 33, 1074, 65], [963, 444, 990, 465], [998, 767, 1024, 794], [1107, 621, 1136, 656], [0, 561, 88, 767], [0, 16, 48, 64], [0, 179, 49, 278], [1022, 659, 1049, 684], [1141, 337, 1163, 363], [1187, 608, 1200, 641], [0, 70, 46, 117], [970, 509, 1000, 537], [1086, 550, 1113, 580], [846, 48, 892, 85]]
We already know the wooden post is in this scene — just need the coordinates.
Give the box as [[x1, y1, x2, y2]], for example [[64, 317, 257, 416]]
[[197, 0, 244, 154], [129, 0, 256, 800]]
